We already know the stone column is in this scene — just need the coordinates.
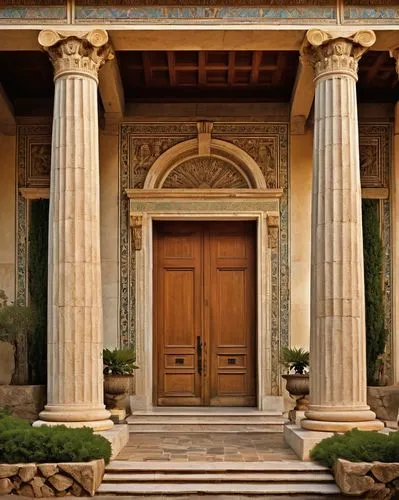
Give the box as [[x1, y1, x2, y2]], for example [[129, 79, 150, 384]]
[[301, 29, 383, 432], [35, 30, 114, 430]]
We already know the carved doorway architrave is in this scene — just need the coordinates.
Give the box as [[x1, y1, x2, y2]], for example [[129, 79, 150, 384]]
[[128, 201, 281, 412], [126, 136, 283, 411]]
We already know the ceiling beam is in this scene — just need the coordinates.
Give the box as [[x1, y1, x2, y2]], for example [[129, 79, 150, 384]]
[[290, 55, 314, 135], [198, 52, 206, 87], [0, 29, 398, 52], [250, 51, 262, 85], [98, 53, 125, 132], [0, 83, 16, 135], [227, 51, 235, 86], [167, 51, 177, 87]]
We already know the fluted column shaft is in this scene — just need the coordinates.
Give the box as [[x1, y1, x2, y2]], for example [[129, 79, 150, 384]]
[[35, 30, 113, 430], [302, 30, 383, 432]]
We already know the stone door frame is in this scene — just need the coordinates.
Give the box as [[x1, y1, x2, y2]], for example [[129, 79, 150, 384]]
[[129, 201, 283, 413]]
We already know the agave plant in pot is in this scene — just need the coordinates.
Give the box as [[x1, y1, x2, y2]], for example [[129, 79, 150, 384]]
[[280, 346, 309, 411], [103, 348, 138, 414]]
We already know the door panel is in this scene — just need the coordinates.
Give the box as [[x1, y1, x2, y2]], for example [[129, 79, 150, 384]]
[[154, 221, 256, 406], [155, 223, 202, 406], [208, 223, 256, 406]]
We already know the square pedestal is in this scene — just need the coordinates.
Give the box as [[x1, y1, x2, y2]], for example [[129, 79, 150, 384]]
[[288, 410, 306, 426], [284, 424, 334, 461], [98, 424, 129, 460], [109, 408, 126, 423]]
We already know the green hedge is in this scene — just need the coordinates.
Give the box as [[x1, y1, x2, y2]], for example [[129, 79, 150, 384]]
[[311, 429, 399, 468], [0, 412, 111, 464]]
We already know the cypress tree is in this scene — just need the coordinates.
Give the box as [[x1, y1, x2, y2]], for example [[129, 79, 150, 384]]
[[362, 199, 387, 385], [28, 199, 49, 384]]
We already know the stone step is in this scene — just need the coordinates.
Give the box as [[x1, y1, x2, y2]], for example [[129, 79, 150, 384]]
[[128, 416, 284, 424], [106, 460, 329, 472], [131, 409, 282, 417], [103, 471, 334, 482], [97, 481, 340, 496], [127, 423, 284, 433]]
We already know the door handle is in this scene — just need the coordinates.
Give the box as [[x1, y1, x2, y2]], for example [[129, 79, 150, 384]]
[[197, 336, 202, 375]]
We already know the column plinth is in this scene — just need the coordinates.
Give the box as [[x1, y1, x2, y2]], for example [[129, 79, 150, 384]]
[[34, 30, 114, 431], [301, 29, 383, 433]]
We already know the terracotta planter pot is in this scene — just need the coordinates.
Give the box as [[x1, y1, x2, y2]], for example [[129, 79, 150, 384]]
[[103, 374, 133, 395]]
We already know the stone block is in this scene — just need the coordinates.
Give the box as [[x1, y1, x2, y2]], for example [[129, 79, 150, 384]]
[[58, 459, 104, 496], [367, 386, 399, 423], [48, 473, 73, 492], [365, 483, 392, 499], [0, 464, 18, 479], [97, 423, 129, 460], [38, 464, 59, 478], [41, 484, 56, 497], [371, 462, 399, 483], [18, 484, 35, 497], [333, 458, 374, 495], [0, 341, 15, 385], [284, 424, 334, 460], [0, 385, 45, 422], [19, 464, 37, 482], [30, 476, 45, 497], [0, 477, 13, 495]]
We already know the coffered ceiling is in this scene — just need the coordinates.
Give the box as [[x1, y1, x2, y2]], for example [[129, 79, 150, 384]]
[[0, 49, 397, 116]]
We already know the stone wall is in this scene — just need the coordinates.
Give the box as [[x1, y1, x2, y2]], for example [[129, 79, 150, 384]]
[[334, 458, 399, 499], [0, 459, 104, 497], [0, 385, 45, 422]]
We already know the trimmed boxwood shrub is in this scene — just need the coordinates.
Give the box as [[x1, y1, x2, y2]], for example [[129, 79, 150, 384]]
[[0, 412, 112, 465], [311, 429, 399, 468]]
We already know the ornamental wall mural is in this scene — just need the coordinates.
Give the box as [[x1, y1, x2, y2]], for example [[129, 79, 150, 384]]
[[16, 125, 52, 306], [119, 121, 289, 394]]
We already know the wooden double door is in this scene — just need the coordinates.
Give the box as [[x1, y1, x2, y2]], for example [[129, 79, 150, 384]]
[[154, 221, 256, 407]]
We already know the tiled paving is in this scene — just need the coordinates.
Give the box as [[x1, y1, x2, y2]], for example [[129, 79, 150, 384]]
[[117, 432, 299, 462]]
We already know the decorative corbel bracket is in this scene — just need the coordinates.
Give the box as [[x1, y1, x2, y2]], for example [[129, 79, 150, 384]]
[[266, 212, 279, 249], [197, 121, 213, 156], [130, 213, 143, 251]]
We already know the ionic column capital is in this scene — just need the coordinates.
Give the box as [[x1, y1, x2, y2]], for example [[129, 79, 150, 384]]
[[389, 47, 399, 78], [38, 29, 114, 82], [302, 29, 376, 82]]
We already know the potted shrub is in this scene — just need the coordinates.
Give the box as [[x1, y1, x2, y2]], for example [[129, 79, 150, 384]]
[[280, 346, 309, 410], [103, 348, 138, 411]]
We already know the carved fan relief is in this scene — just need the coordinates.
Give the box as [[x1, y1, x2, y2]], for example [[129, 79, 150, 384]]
[[162, 157, 249, 189]]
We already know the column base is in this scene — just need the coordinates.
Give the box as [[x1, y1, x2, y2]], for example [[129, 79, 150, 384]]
[[301, 418, 384, 432], [34, 404, 114, 431], [302, 406, 384, 432]]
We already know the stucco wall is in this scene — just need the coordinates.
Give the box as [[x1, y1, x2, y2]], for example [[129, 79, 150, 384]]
[[0, 134, 16, 302], [100, 131, 119, 348], [289, 129, 312, 350]]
